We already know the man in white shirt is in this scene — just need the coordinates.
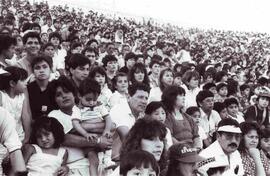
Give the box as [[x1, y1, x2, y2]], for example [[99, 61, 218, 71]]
[[198, 118, 244, 176]]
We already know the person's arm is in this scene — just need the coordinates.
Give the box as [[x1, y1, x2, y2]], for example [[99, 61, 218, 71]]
[[10, 149, 27, 173], [249, 148, 266, 176], [117, 126, 129, 142], [102, 114, 112, 137], [81, 121, 105, 133], [22, 144, 34, 164], [55, 149, 69, 176], [21, 90, 32, 144], [72, 119, 97, 141], [63, 133, 113, 150]]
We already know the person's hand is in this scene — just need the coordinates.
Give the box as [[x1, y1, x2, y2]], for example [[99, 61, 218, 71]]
[[97, 135, 113, 151], [54, 166, 69, 176], [84, 133, 98, 142], [102, 130, 112, 138], [248, 148, 261, 160]]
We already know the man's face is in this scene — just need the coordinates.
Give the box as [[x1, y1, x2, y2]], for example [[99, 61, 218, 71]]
[[70, 64, 90, 82], [4, 44, 16, 59], [129, 90, 149, 114], [84, 51, 96, 64], [24, 37, 40, 56], [106, 60, 118, 72], [217, 132, 241, 154], [199, 97, 214, 113]]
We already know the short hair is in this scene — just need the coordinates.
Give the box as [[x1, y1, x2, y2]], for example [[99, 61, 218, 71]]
[[0, 35, 16, 54], [149, 60, 161, 68], [102, 54, 117, 67], [81, 47, 98, 56], [213, 102, 226, 113], [120, 150, 160, 176], [128, 83, 150, 97], [31, 23, 41, 31], [240, 84, 250, 92], [86, 39, 98, 46], [258, 77, 268, 86], [224, 97, 239, 107], [22, 31, 41, 45], [161, 85, 185, 113], [260, 128, 270, 138], [196, 90, 214, 106], [215, 71, 227, 83], [89, 66, 108, 83], [31, 55, 53, 69], [0, 66, 28, 91], [70, 42, 82, 50], [112, 72, 128, 91], [78, 78, 101, 96], [217, 118, 240, 129], [30, 116, 65, 148], [67, 53, 90, 69], [216, 82, 228, 92], [41, 42, 55, 51], [145, 101, 166, 115], [52, 75, 77, 99], [124, 52, 136, 62], [48, 32, 62, 43], [186, 106, 200, 116], [203, 82, 216, 91]]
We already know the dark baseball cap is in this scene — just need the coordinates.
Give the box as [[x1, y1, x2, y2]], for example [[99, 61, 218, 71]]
[[169, 143, 204, 163]]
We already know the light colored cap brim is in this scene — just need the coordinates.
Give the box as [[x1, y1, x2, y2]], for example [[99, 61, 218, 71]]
[[217, 125, 242, 133]]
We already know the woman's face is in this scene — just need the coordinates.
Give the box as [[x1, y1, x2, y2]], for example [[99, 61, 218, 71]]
[[188, 77, 199, 89], [134, 69, 145, 83], [161, 71, 173, 87], [141, 136, 164, 161], [55, 87, 75, 110], [150, 107, 166, 123], [244, 129, 259, 149]]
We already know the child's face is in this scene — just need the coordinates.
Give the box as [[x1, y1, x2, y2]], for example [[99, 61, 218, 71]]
[[188, 77, 199, 89], [44, 46, 55, 58], [151, 63, 160, 74], [261, 137, 270, 152], [150, 107, 166, 123], [219, 108, 228, 120], [94, 73, 106, 87], [173, 76, 182, 87], [258, 97, 270, 108], [36, 128, 55, 149], [50, 37, 60, 47], [55, 87, 75, 110], [33, 61, 51, 80], [218, 87, 228, 97], [116, 76, 128, 93], [227, 104, 239, 117], [80, 92, 99, 108], [191, 111, 201, 124], [126, 166, 156, 176], [209, 87, 217, 95], [14, 79, 27, 94], [162, 71, 173, 86]]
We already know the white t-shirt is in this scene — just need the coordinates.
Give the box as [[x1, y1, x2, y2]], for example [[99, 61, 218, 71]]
[[48, 106, 81, 134], [148, 87, 162, 104], [80, 104, 108, 121]]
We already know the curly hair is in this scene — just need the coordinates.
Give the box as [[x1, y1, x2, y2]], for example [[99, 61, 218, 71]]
[[121, 118, 167, 171]]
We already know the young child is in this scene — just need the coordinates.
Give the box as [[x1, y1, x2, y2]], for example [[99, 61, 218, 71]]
[[77, 78, 114, 175], [109, 72, 129, 108], [23, 117, 69, 176], [214, 82, 228, 103], [89, 67, 112, 110], [120, 150, 160, 176], [213, 102, 228, 120], [185, 106, 208, 148], [260, 128, 270, 159], [224, 97, 245, 124], [145, 101, 173, 150], [0, 66, 31, 143]]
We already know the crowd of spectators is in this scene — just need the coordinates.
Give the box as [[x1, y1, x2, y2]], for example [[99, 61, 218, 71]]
[[1, 0, 270, 175]]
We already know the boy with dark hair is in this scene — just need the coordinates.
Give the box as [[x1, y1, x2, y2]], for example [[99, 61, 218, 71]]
[[214, 83, 228, 103], [67, 53, 90, 89], [224, 97, 245, 124], [82, 47, 99, 69]]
